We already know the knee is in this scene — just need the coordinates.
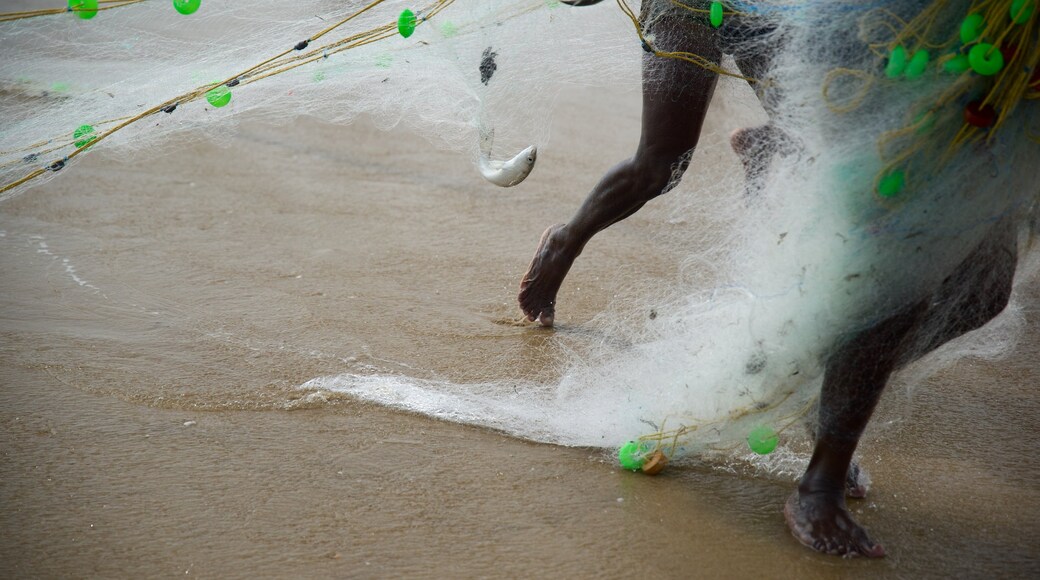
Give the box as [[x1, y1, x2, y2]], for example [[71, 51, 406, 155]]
[[631, 148, 695, 200]]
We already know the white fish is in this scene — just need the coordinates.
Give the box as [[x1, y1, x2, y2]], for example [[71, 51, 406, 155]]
[[476, 127, 537, 187]]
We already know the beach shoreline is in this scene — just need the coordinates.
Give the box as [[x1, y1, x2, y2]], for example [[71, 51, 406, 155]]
[[2, 81, 1038, 577]]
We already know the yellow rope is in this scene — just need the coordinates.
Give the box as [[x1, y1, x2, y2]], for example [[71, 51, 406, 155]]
[[615, 0, 759, 83], [822, 0, 1039, 198], [631, 3, 1036, 449], [4, 0, 761, 196], [821, 68, 876, 113], [0, 0, 144, 23], [634, 389, 812, 459], [668, 0, 741, 16]]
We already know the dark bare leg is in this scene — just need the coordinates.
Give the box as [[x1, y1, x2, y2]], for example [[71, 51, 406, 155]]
[[518, 17, 722, 326], [788, 223, 1017, 557], [805, 406, 871, 499], [786, 303, 926, 558], [728, 42, 785, 193]]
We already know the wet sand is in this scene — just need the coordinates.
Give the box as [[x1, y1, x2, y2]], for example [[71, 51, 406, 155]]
[[2, 80, 1039, 577]]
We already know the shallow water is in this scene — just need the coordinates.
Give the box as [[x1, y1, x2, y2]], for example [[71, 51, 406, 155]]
[[2, 80, 1038, 577]]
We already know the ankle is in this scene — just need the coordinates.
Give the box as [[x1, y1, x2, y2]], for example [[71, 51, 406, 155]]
[[552, 224, 582, 255], [798, 474, 846, 498]]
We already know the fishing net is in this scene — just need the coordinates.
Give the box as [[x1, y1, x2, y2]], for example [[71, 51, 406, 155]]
[[1, 0, 637, 198], [306, 0, 1040, 471], [3, 0, 1038, 472]]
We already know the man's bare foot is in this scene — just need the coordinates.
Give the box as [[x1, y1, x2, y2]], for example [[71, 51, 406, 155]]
[[519, 224, 575, 327], [784, 490, 885, 558]]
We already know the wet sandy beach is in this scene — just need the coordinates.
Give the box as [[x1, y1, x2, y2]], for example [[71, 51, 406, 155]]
[[2, 77, 1039, 578]]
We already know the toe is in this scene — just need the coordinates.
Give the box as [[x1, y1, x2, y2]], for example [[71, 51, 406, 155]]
[[854, 532, 885, 558], [862, 542, 886, 558]]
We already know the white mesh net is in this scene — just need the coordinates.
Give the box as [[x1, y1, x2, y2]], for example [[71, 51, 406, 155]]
[[2, 0, 1038, 465]]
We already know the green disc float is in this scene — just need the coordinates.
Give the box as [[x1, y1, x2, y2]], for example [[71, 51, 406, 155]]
[[709, 2, 724, 29], [968, 43, 1004, 75], [885, 45, 907, 78], [73, 124, 96, 148], [68, 0, 98, 20], [904, 49, 929, 79], [960, 13, 985, 43], [398, 9, 417, 38], [746, 426, 778, 455], [1011, 0, 1036, 24], [617, 440, 649, 471], [944, 53, 970, 74], [206, 85, 231, 107], [877, 169, 905, 198], [173, 0, 202, 16]]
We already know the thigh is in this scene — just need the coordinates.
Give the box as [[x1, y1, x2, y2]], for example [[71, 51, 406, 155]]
[[638, 2, 722, 155], [717, 10, 781, 107]]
